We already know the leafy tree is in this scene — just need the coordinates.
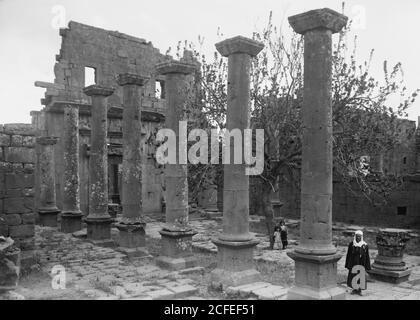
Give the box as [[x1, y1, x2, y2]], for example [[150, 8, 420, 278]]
[[166, 7, 419, 247]]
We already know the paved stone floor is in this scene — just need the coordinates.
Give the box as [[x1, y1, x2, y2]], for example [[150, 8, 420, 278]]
[[3, 216, 420, 300]]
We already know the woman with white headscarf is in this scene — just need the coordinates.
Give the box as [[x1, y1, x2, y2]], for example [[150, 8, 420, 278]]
[[345, 230, 371, 295]]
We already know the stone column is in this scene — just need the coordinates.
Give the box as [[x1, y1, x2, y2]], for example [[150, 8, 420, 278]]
[[36, 136, 61, 227], [83, 85, 114, 243], [61, 104, 83, 233], [287, 8, 348, 300], [32, 110, 47, 217], [155, 61, 197, 270], [115, 73, 150, 257], [210, 36, 264, 289], [370, 228, 412, 283]]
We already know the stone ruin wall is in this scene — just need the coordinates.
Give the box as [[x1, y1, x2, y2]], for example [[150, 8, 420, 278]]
[[276, 119, 420, 228], [0, 124, 36, 251], [35, 21, 169, 216]]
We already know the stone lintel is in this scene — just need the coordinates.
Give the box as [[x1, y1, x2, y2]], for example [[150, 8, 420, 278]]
[[155, 61, 196, 75], [117, 73, 149, 86], [215, 36, 264, 57], [47, 101, 165, 122], [83, 85, 115, 97], [34, 81, 65, 90], [288, 8, 348, 35], [36, 136, 59, 145]]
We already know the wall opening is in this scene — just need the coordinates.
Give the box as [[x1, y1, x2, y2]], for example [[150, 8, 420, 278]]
[[397, 206, 407, 216], [85, 67, 97, 86], [155, 80, 165, 99], [403, 157, 407, 165]]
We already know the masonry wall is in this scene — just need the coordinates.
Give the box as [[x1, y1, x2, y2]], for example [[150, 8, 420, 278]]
[[0, 124, 36, 250], [278, 175, 420, 228]]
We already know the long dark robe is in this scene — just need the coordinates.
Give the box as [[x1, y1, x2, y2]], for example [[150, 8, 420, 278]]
[[345, 242, 371, 289]]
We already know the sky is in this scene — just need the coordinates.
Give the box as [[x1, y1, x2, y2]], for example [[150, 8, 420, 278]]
[[0, 0, 419, 124]]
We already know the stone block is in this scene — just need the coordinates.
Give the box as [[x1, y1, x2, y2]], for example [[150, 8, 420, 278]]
[[4, 197, 32, 214], [3, 124, 35, 136], [146, 288, 175, 300], [22, 188, 34, 197], [155, 256, 197, 271], [14, 238, 34, 251], [9, 224, 35, 238], [0, 162, 10, 173], [0, 244, 20, 290], [10, 135, 23, 147], [10, 164, 24, 173], [252, 285, 288, 300], [4, 147, 35, 163], [21, 212, 36, 224], [166, 284, 198, 299], [0, 219, 8, 237], [226, 281, 271, 298], [0, 134, 10, 147], [4, 214, 22, 226], [210, 268, 261, 291], [177, 266, 205, 276], [5, 189, 21, 197], [23, 164, 34, 174], [22, 136, 35, 148]]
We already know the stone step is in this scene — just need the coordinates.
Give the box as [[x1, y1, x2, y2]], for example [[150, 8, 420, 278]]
[[100, 279, 200, 300], [225, 282, 272, 298], [252, 285, 288, 300], [226, 282, 288, 300], [176, 266, 205, 276]]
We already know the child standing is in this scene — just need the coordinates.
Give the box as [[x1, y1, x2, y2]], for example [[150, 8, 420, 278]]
[[273, 225, 282, 250], [280, 220, 288, 250]]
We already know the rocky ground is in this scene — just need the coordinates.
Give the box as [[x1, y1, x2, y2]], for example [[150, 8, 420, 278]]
[[1, 214, 420, 300]]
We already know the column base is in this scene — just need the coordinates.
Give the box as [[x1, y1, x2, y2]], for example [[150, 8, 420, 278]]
[[115, 222, 150, 258], [369, 268, 411, 284], [61, 211, 83, 233], [210, 238, 260, 290], [38, 209, 61, 227], [85, 217, 113, 241], [156, 228, 197, 270], [287, 251, 345, 300]]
